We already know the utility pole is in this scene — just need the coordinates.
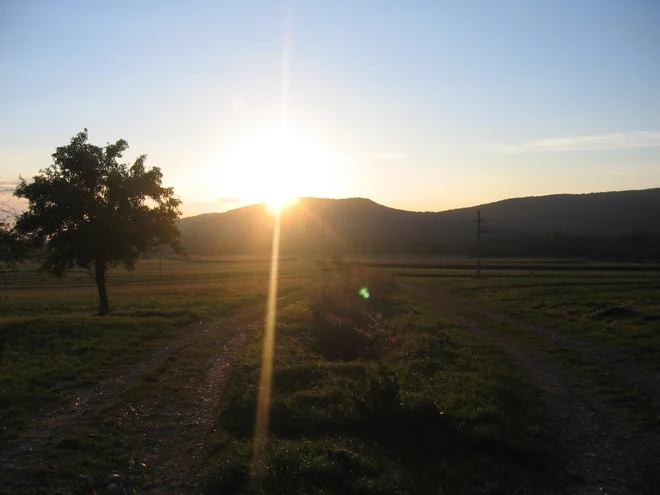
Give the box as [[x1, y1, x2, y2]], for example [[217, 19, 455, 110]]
[[321, 202, 326, 264], [474, 210, 490, 277]]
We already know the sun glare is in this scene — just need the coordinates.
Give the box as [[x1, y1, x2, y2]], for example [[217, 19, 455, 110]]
[[266, 193, 296, 213], [220, 125, 334, 209]]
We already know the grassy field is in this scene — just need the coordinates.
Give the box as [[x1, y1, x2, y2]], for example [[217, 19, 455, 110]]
[[410, 272, 660, 366], [0, 259, 311, 437], [1, 257, 659, 494], [207, 269, 552, 494]]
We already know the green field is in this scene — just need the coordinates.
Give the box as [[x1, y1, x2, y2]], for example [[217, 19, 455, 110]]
[[1, 258, 659, 494]]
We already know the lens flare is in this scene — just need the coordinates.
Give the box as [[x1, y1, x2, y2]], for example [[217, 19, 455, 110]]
[[250, 3, 290, 489], [250, 210, 280, 486]]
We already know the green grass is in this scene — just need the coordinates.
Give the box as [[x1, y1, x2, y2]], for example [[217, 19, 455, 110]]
[[419, 277, 660, 430], [206, 271, 552, 494], [0, 257, 313, 290], [431, 275, 660, 366], [6, 258, 658, 493], [395, 273, 660, 444], [0, 259, 314, 438]]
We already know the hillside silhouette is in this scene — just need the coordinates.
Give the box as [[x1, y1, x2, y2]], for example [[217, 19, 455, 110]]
[[179, 189, 660, 259]]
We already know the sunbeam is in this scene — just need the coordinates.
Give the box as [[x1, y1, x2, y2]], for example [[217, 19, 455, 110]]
[[249, 3, 291, 488], [249, 198, 282, 487]]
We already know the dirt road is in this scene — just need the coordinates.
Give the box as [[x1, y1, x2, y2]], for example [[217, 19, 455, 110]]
[[0, 297, 294, 495], [436, 293, 660, 495]]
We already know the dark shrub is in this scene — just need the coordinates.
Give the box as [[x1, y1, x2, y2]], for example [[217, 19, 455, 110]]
[[309, 268, 398, 360], [312, 312, 391, 360]]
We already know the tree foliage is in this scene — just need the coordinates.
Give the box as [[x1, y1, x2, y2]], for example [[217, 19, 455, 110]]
[[1, 180, 21, 268], [14, 129, 182, 313]]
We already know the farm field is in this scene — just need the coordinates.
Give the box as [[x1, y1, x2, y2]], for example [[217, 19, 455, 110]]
[[0, 259, 312, 494], [5, 3, 660, 494], [1, 258, 659, 494]]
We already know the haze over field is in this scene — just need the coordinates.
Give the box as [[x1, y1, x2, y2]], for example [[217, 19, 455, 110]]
[[2, 0, 660, 216]]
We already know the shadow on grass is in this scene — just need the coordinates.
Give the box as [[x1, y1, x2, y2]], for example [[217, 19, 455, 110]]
[[209, 357, 551, 494], [206, 270, 554, 494]]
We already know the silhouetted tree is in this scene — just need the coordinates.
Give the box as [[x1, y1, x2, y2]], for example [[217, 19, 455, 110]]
[[1, 180, 20, 269], [14, 130, 182, 315], [0, 221, 15, 264]]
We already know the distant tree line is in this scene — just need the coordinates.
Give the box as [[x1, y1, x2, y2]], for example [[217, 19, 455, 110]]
[[380, 234, 660, 261], [472, 232, 660, 261], [179, 226, 660, 262]]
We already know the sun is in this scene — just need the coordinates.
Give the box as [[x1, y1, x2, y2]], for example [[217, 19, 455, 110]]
[[219, 124, 334, 211], [265, 191, 296, 212]]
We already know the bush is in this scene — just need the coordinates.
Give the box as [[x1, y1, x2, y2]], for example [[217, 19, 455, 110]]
[[309, 268, 398, 360], [310, 268, 397, 323], [313, 312, 392, 360]]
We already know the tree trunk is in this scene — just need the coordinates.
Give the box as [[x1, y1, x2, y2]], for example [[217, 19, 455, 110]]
[[95, 257, 110, 315]]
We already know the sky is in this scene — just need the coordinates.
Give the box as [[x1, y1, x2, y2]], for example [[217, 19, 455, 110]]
[[1, 0, 659, 217]]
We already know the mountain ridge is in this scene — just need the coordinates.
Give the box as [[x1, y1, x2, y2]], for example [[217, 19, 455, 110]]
[[182, 188, 660, 220], [179, 188, 660, 258]]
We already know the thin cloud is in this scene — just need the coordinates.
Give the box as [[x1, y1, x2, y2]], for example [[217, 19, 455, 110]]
[[377, 153, 407, 160], [606, 170, 638, 178], [495, 130, 660, 153], [0, 178, 20, 190]]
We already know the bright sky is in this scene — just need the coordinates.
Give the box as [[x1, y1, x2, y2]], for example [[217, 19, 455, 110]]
[[2, 0, 659, 217]]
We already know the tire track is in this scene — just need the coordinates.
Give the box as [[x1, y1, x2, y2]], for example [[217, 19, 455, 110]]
[[446, 307, 660, 494], [137, 301, 298, 494], [477, 308, 660, 402], [0, 295, 299, 494]]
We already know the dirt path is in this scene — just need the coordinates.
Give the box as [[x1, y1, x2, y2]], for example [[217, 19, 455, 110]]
[[477, 308, 660, 401], [128, 317, 263, 494], [0, 296, 296, 494], [436, 296, 660, 495]]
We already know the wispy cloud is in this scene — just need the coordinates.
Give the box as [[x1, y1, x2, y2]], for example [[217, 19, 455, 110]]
[[377, 153, 407, 161], [0, 178, 20, 189], [495, 130, 660, 153], [217, 196, 243, 204], [606, 170, 638, 178]]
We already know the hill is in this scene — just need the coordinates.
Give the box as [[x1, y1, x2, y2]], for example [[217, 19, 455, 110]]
[[179, 189, 660, 259]]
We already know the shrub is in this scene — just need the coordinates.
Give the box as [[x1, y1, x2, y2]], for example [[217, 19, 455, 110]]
[[310, 269, 396, 322], [313, 312, 392, 360], [309, 268, 398, 360]]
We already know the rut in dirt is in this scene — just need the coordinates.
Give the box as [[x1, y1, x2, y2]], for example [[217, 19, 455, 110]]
[[0, 303, 261, 459], [0, 296, 297, 494], [477, 307, 660, 402], [135, 299, 297, 494], [447, 307, 660, 495], [134, 319, 263, 494]]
